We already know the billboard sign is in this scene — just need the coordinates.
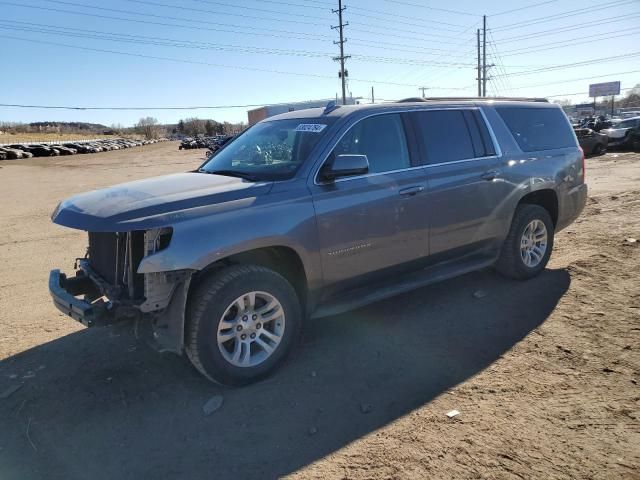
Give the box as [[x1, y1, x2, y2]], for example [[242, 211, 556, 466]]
[[589, 81, 621, 97]]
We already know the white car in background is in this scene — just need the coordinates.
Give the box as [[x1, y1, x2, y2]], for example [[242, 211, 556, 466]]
[[600, 116, 640, 148]]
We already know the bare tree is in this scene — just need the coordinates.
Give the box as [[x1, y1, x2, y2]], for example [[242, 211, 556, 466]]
[[136, 117, 160, 139]]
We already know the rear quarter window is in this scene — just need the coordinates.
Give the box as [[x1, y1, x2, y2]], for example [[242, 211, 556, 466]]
[[496, 106, 576, 152]]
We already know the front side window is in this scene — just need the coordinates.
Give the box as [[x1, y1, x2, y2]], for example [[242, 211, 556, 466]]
[[616, 119, 639, 129], [330, 113, 410, 174], [200, 118, 334, 180]]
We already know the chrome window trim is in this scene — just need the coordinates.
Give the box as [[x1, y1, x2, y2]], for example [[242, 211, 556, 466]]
[[478, 107, 503, 158], [313, 106, 502, 186]]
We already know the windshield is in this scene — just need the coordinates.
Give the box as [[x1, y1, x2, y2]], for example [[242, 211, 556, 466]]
[[615, 119, 637, 129], [200, 118, 335, 180]]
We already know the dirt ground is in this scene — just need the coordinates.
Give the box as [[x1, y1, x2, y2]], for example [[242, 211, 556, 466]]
[[0, 143, 638, 479]]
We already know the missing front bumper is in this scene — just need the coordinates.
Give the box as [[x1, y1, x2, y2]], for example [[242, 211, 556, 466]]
[[49, 269, 111, 327], [49, 263, 193, 354]]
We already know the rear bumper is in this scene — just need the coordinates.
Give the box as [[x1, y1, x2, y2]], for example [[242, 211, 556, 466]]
[[557, 183, 588, 232]]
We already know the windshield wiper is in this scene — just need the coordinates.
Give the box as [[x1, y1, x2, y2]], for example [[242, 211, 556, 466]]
[[200, 169, 260, 181]]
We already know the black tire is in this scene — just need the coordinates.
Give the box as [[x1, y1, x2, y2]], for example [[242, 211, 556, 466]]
[[593, 143, 604, 156], [495, 204, 555, 280], [185, 264, 302, 386]]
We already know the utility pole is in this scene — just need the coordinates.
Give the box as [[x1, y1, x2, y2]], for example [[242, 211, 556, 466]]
[[482, 15, 487, 97], [611, 95, 615, 116], [371, 86, 375, 104], [332, 0, 350, 105], [477, 28, 481, 97], [419, 86, 428, 98]]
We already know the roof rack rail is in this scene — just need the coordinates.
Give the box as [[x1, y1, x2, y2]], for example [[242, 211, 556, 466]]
[[421, 96, 549, 103]]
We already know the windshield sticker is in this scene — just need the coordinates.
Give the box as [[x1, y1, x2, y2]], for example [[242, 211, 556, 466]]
[[295, 123, 327, 133]]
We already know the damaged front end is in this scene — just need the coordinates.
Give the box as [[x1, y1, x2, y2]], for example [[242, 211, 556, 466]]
[[49, 227, 193, 353]]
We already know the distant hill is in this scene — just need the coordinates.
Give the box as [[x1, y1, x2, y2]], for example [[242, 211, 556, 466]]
[[28, 122, 109, 132]]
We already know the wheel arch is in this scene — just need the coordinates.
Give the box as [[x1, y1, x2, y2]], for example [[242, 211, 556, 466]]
[[517, 189, 558, 227], [188, 245, 310, 315]]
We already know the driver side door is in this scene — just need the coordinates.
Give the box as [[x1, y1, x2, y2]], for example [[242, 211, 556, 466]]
[[309, 113, 430, 291]]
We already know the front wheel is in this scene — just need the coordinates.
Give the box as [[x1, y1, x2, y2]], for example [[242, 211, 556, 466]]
[[593, 143, 605, 156], [185, 265, 301, 386], [495, 204, 555, 280]]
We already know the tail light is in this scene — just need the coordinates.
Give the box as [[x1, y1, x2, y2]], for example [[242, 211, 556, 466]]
[[579, 146, 585, 182]]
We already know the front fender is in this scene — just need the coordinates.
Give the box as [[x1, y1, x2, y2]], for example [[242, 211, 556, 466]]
[[137, 189, 322, 291]]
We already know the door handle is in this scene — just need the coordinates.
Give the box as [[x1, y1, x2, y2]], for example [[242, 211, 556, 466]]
[[481, 170, 500, 181], [399, 186, 424, 196]]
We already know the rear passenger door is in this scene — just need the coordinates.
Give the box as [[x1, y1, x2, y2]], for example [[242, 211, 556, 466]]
[[410, 108, 509, 258]]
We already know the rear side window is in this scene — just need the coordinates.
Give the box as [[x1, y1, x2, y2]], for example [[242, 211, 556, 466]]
[[412, 109, 495, 164], [496, 107, 576, 152]]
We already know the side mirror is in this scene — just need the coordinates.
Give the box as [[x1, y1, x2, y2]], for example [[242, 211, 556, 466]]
[[321, 154, 369, 181]]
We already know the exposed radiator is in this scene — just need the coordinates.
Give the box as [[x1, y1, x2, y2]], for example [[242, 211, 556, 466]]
[[87, 232, 122, 286]]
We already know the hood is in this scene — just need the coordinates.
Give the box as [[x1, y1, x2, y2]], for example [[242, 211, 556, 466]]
[[52, 172, 273, 232]]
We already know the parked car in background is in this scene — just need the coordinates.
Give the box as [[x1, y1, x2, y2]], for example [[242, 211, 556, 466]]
[[6, 145, 36, 158], [0, 138, 169, 161], [50, 145, 77, 155], [28, 144, 59, 156], [574, 128, 607, 156], [601, 116, 640, 149], [0, 147, 26, 159], [64, 143, 93, 154], [49, 98, 587, 386]]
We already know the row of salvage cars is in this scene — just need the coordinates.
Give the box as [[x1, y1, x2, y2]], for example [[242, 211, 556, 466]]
[[0, 138, 168, 160]]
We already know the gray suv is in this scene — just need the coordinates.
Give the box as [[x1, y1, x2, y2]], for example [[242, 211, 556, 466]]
[[49, 98, 587, 385]]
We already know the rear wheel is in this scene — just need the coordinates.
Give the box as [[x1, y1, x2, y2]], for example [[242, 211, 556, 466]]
[[495, 204, 554, 280], [185, 265, 301, 386]]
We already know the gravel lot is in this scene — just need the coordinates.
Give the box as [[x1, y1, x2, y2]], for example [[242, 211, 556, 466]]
[[0, 143, 638, 479]]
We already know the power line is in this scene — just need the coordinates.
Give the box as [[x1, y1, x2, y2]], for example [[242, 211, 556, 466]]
[[1, 1, 470, 52], [498, 30, 640, 57], [48, 0, 320, 26], [0, 22, 480, 67], [545, 87, 634, 98], [124, 0, 466, 40], [0, 22, 337, 57], [0, 34, 473, 89], [385, 13, 480, 84], [382, 0, 479, 17], [186, 0, 332, 21], [0, 2, 332, 41], [493, 0, 636, 31], [234, 0, 328, 10], [0, 16, 474, 59], [7, 1, 468, 46], [501, 70, 640, 90], [493, 13, 640, 43], [491, 0, 559, 16], [488, 30, 511, 94], [500, 52, 640, 78], [347, 23, 463, 42], [348, 4, 466, 28]]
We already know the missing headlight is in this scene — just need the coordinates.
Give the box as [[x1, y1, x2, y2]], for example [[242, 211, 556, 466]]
[[144, 227, 173, 256]]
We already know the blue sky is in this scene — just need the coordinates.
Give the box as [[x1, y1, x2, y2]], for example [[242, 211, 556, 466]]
[[1, 0, 639, 126]]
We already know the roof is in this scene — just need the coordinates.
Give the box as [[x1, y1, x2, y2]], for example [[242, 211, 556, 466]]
[[266, 98, 558, 122]]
